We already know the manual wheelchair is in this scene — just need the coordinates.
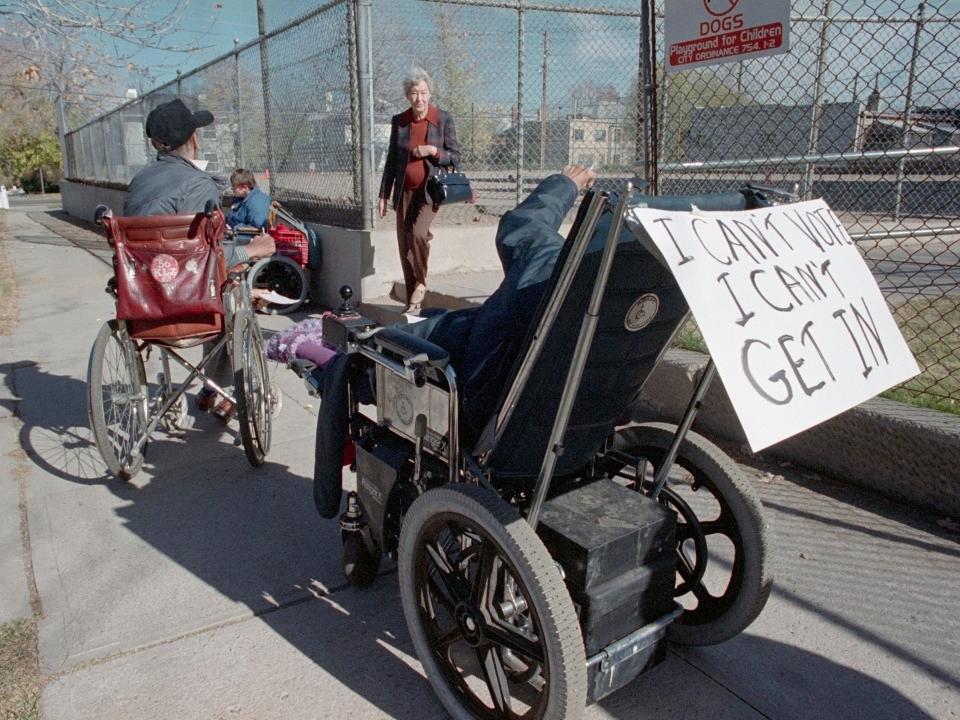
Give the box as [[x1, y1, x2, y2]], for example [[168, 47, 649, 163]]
[[87, 203, 273, 480], [293, 183, 781, 719]]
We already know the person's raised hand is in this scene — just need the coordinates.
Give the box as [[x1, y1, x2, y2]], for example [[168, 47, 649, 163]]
[[246, 231, 276, 261], [378, 197, 388, 218], [561, 164, 597, 192]]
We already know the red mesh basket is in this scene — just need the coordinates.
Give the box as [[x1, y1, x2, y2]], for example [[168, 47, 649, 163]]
[[269, 223, 308, 266]]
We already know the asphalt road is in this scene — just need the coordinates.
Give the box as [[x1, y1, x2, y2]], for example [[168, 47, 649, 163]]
[[0, 197, 958, 719]]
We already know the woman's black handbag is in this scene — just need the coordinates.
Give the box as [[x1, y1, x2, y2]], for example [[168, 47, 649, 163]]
[[425, 167, 473, 207]]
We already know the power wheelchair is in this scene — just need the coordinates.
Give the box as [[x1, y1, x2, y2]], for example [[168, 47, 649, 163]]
[[87, 203, 274, 479], [292, 184, 781, 719]]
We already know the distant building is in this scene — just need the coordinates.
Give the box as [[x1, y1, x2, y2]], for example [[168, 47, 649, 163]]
[[486, 113, 635, 169], [682, 100, 960, 162], [682, 101, 863, 160], [859, 109, 960, 152]]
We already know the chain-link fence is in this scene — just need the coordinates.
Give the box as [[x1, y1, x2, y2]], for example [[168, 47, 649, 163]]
[[650, 0, 959, 410], [61, 0, 959, 408], [63, 0, 360, 226]]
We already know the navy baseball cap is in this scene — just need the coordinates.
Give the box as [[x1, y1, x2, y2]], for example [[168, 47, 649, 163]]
[[145, 98, 214, 150]]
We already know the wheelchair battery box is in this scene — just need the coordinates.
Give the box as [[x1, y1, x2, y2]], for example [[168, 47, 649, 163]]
[[323, 312, 375, 352], [355, 436, 407, 546], [538, 479, 676, 657]]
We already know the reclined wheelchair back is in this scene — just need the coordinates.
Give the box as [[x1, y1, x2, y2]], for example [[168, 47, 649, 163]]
[[315, 184, 776, 719]]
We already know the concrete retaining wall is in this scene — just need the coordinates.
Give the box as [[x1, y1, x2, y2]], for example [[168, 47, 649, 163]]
[[637, 349, 960, 518]]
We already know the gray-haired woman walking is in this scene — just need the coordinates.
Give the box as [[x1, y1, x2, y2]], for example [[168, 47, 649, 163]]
[[378, 66, 461, 313]]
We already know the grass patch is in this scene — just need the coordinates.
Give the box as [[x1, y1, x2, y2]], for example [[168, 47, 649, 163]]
[[0, 619, 41, 720], [672, 298, 960, 416], [889, 295, 960, 414], [673, 319, 708, 354], [0, 217, 17, 335]]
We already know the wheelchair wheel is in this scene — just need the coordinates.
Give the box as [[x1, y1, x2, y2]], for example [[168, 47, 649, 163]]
[[248, 255, 307, 315], [87, 320, 147, 480], [607, 422, 772, 646], [232, 308, 272, 466], [398, 484, 586, 720]]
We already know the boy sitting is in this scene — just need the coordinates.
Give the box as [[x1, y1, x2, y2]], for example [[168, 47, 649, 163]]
[[227, 168, 271, 230]]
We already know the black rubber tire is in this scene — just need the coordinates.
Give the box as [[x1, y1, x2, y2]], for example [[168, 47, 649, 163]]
[[609, 422, 773, 646], [398, 484, 586, 720], [341, 531, 382, 588], [232, 308, 271, 466], [87, 320, 147, 480], [248, 255, 307, 315]]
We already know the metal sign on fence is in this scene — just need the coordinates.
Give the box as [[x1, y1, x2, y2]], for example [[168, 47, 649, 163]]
[[664, 0, 791, 73], [627, 199, 920, 450]]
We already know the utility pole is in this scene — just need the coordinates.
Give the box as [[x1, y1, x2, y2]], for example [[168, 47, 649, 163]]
[[540, 31, 548, 172], [894, 0, 926, 220], [803, 0, 832, 200]]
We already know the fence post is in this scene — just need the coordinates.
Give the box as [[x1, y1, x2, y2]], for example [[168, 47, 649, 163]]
[[516, 0, 525, 205], [355, 0, 376, 230], [257, 0, 275, 184], [894, 1, 926, 221], [803, 0, 832, 200], [56, 95, 70, 179], [639, 0, 657, 193], [540, 31, 548, 172], [234, 39, 244, 168], [100, 121, 109, 181]]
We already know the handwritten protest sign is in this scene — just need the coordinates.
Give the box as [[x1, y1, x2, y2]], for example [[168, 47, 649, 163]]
[[626, 198, 919, 451]]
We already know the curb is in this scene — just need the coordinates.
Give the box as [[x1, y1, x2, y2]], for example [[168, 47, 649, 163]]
[[635, 349, 960, 519]]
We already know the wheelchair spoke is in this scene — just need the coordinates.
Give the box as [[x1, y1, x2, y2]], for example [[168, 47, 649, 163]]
[[470, 540, 497, 606], [700, 516, 735, 538], [425, 541, 471, 605], [478, 646, 513, 717], [485, 623, 545, 665], [425, 564, 459, 616]]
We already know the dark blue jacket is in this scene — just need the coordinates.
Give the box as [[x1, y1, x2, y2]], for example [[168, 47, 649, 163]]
[[405, 173, 578, 443], [227, 186, 271, 229], [378, 105, 461, 208]]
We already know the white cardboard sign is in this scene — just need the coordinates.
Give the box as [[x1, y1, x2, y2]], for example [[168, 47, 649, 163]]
[[626, 199, 919, 451], [664, 0, 791, 73]]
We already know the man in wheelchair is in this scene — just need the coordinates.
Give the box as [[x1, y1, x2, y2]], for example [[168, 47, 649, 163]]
[[292, 165, 774, 718], [124, 98, 277, 419]]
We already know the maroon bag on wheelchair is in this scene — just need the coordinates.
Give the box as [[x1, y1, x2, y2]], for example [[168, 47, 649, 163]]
[[102, 210, 228, 342]]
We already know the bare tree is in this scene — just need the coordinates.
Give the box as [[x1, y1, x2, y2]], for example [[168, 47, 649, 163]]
[[0, 0, 212, 119]]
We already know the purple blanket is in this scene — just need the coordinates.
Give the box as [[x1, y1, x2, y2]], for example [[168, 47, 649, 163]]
[[265, 316, 338, 367]]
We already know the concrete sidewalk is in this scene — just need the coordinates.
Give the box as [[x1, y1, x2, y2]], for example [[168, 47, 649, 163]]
[[1, 202, 958, 719]]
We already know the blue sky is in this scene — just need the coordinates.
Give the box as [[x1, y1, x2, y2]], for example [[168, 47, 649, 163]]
[[118, 0, 960, 112]]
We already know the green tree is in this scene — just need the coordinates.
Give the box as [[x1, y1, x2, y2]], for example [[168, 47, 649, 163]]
[[2, 132, 61, 188]]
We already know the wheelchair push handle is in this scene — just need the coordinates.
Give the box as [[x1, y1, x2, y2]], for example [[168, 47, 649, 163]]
[[94, 205, 112, 226]]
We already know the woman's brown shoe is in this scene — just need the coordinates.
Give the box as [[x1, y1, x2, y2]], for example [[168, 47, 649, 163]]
[[408, 283, 427, 306]]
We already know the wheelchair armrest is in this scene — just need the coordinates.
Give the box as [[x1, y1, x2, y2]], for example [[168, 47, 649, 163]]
[[373, 327, 449, 369]]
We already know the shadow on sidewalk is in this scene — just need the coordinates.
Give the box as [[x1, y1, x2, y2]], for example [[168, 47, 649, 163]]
[[3, 361, 440, 717], [6, 363, 952, 717], [600, 635, 935, 719]]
